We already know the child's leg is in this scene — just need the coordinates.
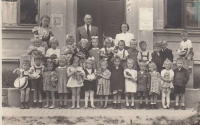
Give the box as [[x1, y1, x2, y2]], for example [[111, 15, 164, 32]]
[[71, 88, 76, 108], [44, 91, 49, 107], [84, 91, 89, 107], [139, 96, 143, 104], [104, 95, 108, 106], [125, 93, 129, 106], [117, 91, 122, 103], [175, 94, 179, 106], [154, 94, 158, 104], [162, 90, 167, 108], [145, 96, 148, 105], [166, 89, 171, 107], [180, 94, 185, 106], [100, 96, 103, 106], [76, 87, 81, 108], [131, 93, 135, 106], [33, 90, 37, 102], [25, 88, 30, 103], [89, 90, 94, 107], [51, 91, 55, 107], [64, 93, 68, 106], [59, 94, 63, 106], [20, 89, 25, 102], [150, 94, 154, 104], [113, 93, 117, 104], [38, 90, 42, 102]]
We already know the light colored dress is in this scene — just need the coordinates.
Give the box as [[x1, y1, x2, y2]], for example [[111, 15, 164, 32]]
[[124, 69, 137, 93], [56, 66, 69, 93], [161, 69, 174, 92], [66, 66, 85, 88], [46, 48, 60, 60], [149, 71, 161, 95], [96, 69, 111, 95]]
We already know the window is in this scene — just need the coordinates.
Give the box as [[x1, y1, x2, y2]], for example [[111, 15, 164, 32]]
[[165, 0, 200, 29], [2, 0, 39, 26]]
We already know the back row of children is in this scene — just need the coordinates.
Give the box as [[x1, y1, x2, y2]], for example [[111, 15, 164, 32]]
[[13, 15, 192, 111]]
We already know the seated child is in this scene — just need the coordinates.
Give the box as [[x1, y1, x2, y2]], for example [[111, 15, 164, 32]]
[[13, 60, 32, 109], [151, 43, 163, 73], [160, 40, 173, 66], [173, 57, 189, 110], [137, 41, 152, 65]]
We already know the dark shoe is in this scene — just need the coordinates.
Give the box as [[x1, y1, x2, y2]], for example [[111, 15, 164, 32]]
[[154, 104, 159, 109], [113, 103, 117, 109], [63, 105, 68, 109], [131, 106, 136, 109], [118, 103, 121, 109], [174, 105, 178, 110], [143, 103, 146, 109], [20, 102, 25, 109], [150, 104, 154, 109], [166, 106, 170, 109], [59, 104, 63, 109], [146, 104, 150, 110], [181, 106, 185, 110], [116, 103, 118, 109], [103, 105, 107, 109], [100, 104, 104, 109], [25, 102, 29, 109], [38, 102, 42, 108], [126, 106, 130, 109], [138, 104, 143, 109], [32, 102, 37, 108]]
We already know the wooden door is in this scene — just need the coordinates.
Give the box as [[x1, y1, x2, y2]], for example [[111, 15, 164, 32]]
[[77, 0, 125, 47]]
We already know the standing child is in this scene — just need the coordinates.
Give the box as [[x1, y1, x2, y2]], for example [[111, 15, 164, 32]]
[[55, 56, 69, 109], [127, 39, 139, 70], [174, 57, 189, 110], [96, 60, 111, 109], [160, 40, 174, 66], [13, 60, 32, 109], [177, 31, 194, 72], [137, 61, 151, 110], [151, 43, 163, 73], [29, 56, 45, 108], [43, 61, 58, 109], [32, 15, 53, 50], [137, 41, 152, 65], [67, 56, 85, 109], [148, 62, 161, 109], [83, 58, 97, 109], [110, 56, 125, 109], [27, 37, 45, 66], [161, 59, 174, 109], [124, 59, 137, 109], [89, 36, 100, 70]]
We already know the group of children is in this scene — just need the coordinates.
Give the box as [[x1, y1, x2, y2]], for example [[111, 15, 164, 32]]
[[13, 15, 192, 110]]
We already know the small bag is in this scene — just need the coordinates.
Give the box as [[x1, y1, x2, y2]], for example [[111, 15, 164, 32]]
[[14, 77, 28, 89]]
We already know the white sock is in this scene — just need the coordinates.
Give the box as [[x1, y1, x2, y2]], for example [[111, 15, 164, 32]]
[[176, 103, 178, 106], [39, 100, 42, 102], [126, 103, 129, 106], [90, 92, 94, 106], [34, 100, 37, 102], [181, 103, 185, 106], [131, 103, 134, 106]]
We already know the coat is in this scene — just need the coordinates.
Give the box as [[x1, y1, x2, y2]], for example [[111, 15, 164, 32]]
[[160, 48, 173, 63], [137, 71, 151, 92], [173, 68, 189, 86], [151, 51, 163, 73]]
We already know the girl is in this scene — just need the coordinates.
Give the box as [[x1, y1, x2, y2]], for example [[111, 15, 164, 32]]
[[46, 37, 60, 65], [113, 40, 129, 69], [32, 15, 54, 50], [124, 59, 137, 109], [161, 59, 174, 109], [75, 39, 89, 69], [43, 61, 58, 109], [148, 62, 161, 109], [89, 36, 100, 70], [96, 60, 111, 109], [13, 60, 32, 109], [83, 58, 97, 109], [100, 37, 115, 68], [55, 56, 69, 109], [27, 37, 45, 66], [110, 56, 125, 109], [67, 56, 85, 109]]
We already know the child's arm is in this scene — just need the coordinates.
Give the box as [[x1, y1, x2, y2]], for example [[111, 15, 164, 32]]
[[67, 68, 76, 77], [100, 70, 111, 80], [185, 48, 191, 58], [27, 46, 36, 55], [124, 70, 133, 79], [13, 68, 21, 75], [100, 50, 109, 58]]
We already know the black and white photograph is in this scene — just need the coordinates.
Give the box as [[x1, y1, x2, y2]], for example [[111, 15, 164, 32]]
[[1, 0, 200, 124]]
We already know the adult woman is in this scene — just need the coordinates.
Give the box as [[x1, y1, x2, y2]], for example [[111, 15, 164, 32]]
[[114, 23, 134, 49]]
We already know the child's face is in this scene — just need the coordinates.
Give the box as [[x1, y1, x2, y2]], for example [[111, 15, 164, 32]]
[[92, 39, 98, 48], [51, 41, 57, 49], [127, 61, 134, 69], [165, 63, 171, 70], [66, 39, 74, 45], [59, 60, 66, 67], [148, 65, 154, 72], [181, 33, 188, 41], [130, 41, 137, 50], [47, 64, 53, 71], [41, 18, 49, 27], [81, 41, 87, 49], [121, 24, 128, 33], [105, 40, 112, 48], [177, 60, 183, 69], [101, 63, 107, 69], [118, 42, 125, 50], [35, 58, 42, 66], [34, 40, 41, 47], [162, 42, 167, 49], [114, 59, 120, 67], [72, 60, 79, 67], [23, 64, 30, 71], [154, 46, 161, 53], [140, 65, 146, 71], [86, 63, 92, 69], [140, 43, 147, 51]]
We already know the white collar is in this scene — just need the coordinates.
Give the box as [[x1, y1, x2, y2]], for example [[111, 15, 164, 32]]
[[58, 66, 67, 68], [118, 49, 124, 52], [84, 24, 91, 31], [34, 64, 43, 68], [92, 48, 99, 50]]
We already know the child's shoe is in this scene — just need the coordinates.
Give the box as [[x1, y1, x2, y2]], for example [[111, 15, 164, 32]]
[[44, 105, 49, 108], [150, 104, 154, 109], [154, 104, 159, 109], [126, 103, 129, 109], [20, 102, 25, 109], [181, 106, 186, 110], [113, 103, 117, 109], [63, 105, 68, 109], [38, 102, 42, 108], [59, 104, 63, 109], [166, 106, 170, 109], [138, 104, 143, 109], [174, 105, 178, 110], [146, 104, 150, 110], [118, 103, 121, 109], [131, 106, 136, 109], [25, 102, 29, 109], [32, 102, 37, 108]]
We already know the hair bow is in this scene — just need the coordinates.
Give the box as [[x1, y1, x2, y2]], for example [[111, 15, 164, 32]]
[[34, 35, 42, 40], [88, 57, 95, 60], [50, 37, 56, 41], [91, 36, 98, 39], [81, 38, 88, 43], [66, 34, 73, 39]]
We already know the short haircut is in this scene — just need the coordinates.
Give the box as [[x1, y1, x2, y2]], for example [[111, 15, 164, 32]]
[[84, 14, 92, 19], [58, 55, 67, 63], [139, 61, 147, 67], [69, 55, 79, 65], [153, 43, 161, 48], [139, 41, 146, 46], [112, 55, 121, 62], [49, 37, 59, 46], [176, 57, 184, 62], [30, 37, 42, 44], [118, 40, 126, 46], [148, 62, 157, 71], [120, 23, 129, 32], [181, 30, 188, 36]]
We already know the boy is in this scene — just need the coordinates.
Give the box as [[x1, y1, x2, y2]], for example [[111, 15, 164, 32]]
[[160, 40, 173, 66], [29, 55, 45, 108], [151, 43, 163, 73], [173, 57, 189, 110], [137, 61, 151, 109], [178, 31, 194, 72], [137, 41, 152, 65], [127, 39, 139, 70]]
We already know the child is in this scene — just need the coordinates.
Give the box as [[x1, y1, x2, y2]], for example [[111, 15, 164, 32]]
[[75, 39, 89, 69], [173, 57, 189, 110], [148, 62, 161, 109], [151, 43, 163, 73], [55, 56, 69, 109], [161, 59, 174, 109], [160, 40, 173, 65], [110, 56, 125, 109], [100, 37, 115, 68], [13, 60, 32, 109], [137, 61, 151, 110], [177, 31, 194, 72], [83, 58, 97, 109], [60, 34, 76, 63], [27, 37, 45, 66], [137, 41, 152, 65], [67, 56, 85, 109], [89, 36, 100, 70], [29, 55, 45, 108], [45, 37, 60, 64], [127, 39, 139, 70], [96, 60, 111, 109], [43, 61, 58, 109], [113, 40, 129, 68], [124, 59, 137, 109], [32, 15, 54, 50]]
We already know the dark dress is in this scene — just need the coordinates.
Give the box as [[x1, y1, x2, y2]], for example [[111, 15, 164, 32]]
[[83, 69, 96, 91], [110, 65, 125, 91], [151, 51, 163, 73]]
